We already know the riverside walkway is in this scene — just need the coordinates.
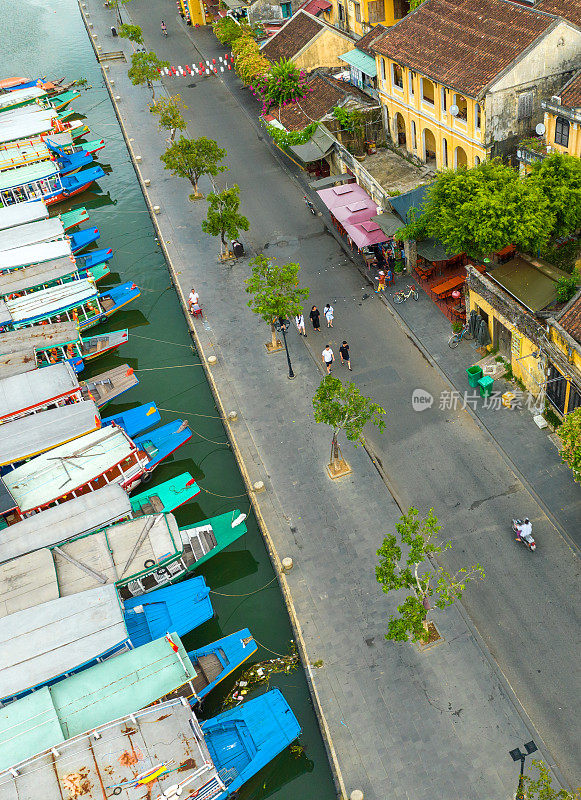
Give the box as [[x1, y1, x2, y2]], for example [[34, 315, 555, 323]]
[[79, 2, 577, 796]]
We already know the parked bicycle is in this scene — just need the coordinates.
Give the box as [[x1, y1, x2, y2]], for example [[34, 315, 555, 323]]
[[448, 322, 472, 348], [393, 284, 418, 303]]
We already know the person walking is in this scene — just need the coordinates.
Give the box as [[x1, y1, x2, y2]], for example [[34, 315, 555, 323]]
[[322, 344, 334, 374], [375, 271, 386, 293], [339, 340, 351, 370], [188, 288, 199, 313], [295, 312, 306, 337], [310, 305, 321, 332], [324, 303, 334, 328]]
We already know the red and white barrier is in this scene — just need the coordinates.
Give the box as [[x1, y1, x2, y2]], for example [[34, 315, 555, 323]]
[[157, 54, 232, 78]]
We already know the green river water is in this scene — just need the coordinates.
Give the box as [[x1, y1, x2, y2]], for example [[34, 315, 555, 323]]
[[3, 3, 336, 797]]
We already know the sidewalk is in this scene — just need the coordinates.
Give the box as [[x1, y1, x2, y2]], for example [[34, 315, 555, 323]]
[[79, 3, 578, 795]]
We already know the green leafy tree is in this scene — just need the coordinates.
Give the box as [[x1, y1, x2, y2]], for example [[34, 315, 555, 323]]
[[521, 760, 581, 799], [312, 376, 385, 472], [555, 269, 579, 303], [253, 59, 307, 110], [232, 35, 269, 85], [152, 95, 188, 141], [529, 152, 581, 238], [408, 0, 424, 9], [106, 0, 133, 25], [558, 405, 581, 483], [128, 51, 169, 102], [245, 255, 309, 351], [212, 16, 249, 45], [201, 185, 249, 256], [160, 135, 227, 199], [376, 507, 484, 643], [118, 23, 143, 44], [400, 159, 553, 259]]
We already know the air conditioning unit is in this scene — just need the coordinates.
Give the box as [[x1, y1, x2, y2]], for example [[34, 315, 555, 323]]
[[551, 95, 561, 105]]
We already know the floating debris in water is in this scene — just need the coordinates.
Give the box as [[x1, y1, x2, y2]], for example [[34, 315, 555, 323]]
[[223, 642, 299, 709]]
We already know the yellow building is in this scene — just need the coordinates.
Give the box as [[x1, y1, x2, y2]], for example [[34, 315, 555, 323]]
[[261, 10, 356, 70], [466, 262, 581, 415], [542, 71, 581, 159], [369, 0, 581, 171], [322, 0, 408, 36], [177, 0, 205, 26]]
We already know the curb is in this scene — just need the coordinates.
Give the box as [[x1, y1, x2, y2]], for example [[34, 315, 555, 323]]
[[77, 5, 346, 797]]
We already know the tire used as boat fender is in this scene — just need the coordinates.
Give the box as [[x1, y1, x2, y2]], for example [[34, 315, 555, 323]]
[[141, 472, 153, 483], [100, 315, 108, 324], [144, 559, 156, 569]]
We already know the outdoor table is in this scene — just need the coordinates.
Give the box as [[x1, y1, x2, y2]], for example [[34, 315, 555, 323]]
[[431, 275, 465, 299]]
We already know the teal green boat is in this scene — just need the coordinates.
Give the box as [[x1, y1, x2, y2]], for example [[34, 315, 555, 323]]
[[130, 471, 200, 515]]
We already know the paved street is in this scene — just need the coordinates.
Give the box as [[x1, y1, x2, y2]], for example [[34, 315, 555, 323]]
[[84, 2, 580, 793]]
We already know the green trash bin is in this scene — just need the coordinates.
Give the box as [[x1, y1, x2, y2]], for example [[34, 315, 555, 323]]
[[466, 365, 483, 388], [478, 375, 494, 397]]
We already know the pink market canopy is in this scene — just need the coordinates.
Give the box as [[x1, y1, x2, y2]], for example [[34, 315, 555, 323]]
[[316, 183, 388, 249]]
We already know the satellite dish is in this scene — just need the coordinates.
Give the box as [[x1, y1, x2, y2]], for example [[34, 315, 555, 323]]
[[450, 104, 459, 116], [536, 122, 546, 135]]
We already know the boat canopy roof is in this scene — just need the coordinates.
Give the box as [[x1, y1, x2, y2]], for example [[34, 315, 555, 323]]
[[4, 425, 135, 512], [0, 217, 65, 251], [0, 257, 78, 296], [0, 361, 78, 421], [0, 701, 219, 800], [0, 636, 196, 771], [0, 321, 80, 354], [0, 115, 54, 145], [0, 484, 130, 564], [0, 106, 55, 125], [5, 278, 96, 325], [0, 200, 48, 231], [0, 160, 59, 192], [0, 237, 72, 271], [0, 350, 37, 379], [0, 585, 126, 701], [0, 86, 46, 109], [44, 132, 74, 147], [0, 399, 100, 468], [0, 479, 17, 514]]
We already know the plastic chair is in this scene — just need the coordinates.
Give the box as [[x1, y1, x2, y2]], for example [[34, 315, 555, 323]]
[[190, 303, 203, 318]]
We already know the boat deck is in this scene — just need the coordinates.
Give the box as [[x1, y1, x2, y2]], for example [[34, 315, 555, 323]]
[[0, 349, 37, 379], [80, 363, 138, 406]]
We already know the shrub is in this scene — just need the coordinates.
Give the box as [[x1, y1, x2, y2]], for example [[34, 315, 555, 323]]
[[232, 35, 269, 85], [556, 269, 579, 303]]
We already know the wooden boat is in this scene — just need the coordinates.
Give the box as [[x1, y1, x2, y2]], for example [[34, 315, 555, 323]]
[[0, 77, 28, 90], [0, 257, 109, 302], [1, 425, 150, 520], [102, 400, 160, 436], [0, 200, 48, 230], [0, 161, 104, 208], [0, 279, 140, 332], [59, 205, 89, 230], [48, 90, 80, 111], [0, 701, 225, 800], [46, 133, 105, 156], [0, 360, 81, 423], [0, 216, 66, 249], [0, 350, 38, 379], [0, 114, 86, 147], [80, 363, 139, 407], [69, 225, 99, 252], [117, 508, 248, 599], [0, 321, 82, 374], [0, 399, 100, 473], [0, 237, 73, 270], [80, 327, 128, 360], [133, 418, 193, 471], [130, 471, 201, 514], [0, 86, 46, 113], [0, 579, 213, 704]]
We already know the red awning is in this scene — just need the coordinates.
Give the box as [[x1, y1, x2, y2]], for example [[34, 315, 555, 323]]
[[302, 0, 332, 14]]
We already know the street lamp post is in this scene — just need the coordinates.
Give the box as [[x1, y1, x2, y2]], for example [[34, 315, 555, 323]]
[[275, 317, 295, 380], [509, 741, 537, 800]]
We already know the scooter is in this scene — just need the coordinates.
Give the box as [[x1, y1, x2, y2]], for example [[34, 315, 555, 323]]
[[512, 519, 536, 551], [303, 195, 316, 215]]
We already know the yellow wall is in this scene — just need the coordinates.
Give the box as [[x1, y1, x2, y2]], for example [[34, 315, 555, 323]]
[[468, 289, 544, 396], [181, 0, 205, 26], [376, 56, 487, 169], [294, 29, 355, 70], [549, 325, 581, 373], [323, 0, 403, 36], [544, 110, 581, 158]]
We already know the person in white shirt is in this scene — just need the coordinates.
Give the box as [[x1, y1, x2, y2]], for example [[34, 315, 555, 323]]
[[188, 289, 199, 313], [295, 313, 306, 337], [324, 303, 334, 328], [516, 518, 533, 542], [322, 345, 334, 374]]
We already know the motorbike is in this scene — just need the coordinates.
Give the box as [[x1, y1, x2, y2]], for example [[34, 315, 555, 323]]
[[303, 195, 316, 215], [512, 519, 536, 551]]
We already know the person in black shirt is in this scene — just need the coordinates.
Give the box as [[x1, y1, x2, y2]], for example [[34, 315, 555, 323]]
[[309, 305, 321, 332], [339, 341, 351, 370]]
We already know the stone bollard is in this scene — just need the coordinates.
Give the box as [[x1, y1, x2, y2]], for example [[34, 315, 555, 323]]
[[114, 95, 121, 101], [144, 179, 151, 187], [152, 205, 161, 214], [281, 557, 293, 573], [227, 411, 238, 423], [252, 481, 265, 493], [135, 155, 142, 162], [207, 355, 217, 366], [350, 791, 364, 800]]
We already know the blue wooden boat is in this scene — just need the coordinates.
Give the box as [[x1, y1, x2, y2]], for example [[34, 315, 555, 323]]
[[187, 628, 258, 701], [0, 577, 213, 704], [69, 225, 100, 252], [102, 401, 161, 437], [134, 418, 193, 472], [53, 149, 94, 176], [202, 689, 302, 797], [76, 246, 112, 270], [0, 161, 104, 208]]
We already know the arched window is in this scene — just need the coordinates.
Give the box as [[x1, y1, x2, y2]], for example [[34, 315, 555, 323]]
[[421, 78, 435, 104], [453, 94, 468, 122], [555, 116, 570, 147], [474, 103, 481, 130], [474, 155, 480, 166], [442, 137, 448, 167]]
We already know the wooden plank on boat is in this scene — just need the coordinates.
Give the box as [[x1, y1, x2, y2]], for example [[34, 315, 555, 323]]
[[0, 550, 58, 617], [0, 349, 37, 379], [0, 484, 130, 564], [81, 363, 138, 406]]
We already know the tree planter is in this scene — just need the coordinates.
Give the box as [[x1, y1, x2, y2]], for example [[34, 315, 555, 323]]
[[326, 458, 352, 479], [416, 621, 443, 650], [265, 340, 283, 353]]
